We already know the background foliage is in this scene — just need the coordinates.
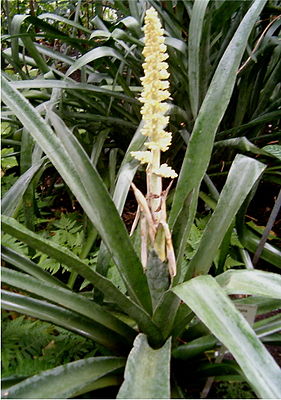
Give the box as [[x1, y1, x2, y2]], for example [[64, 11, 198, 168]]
[[1, 0, 281, 399]]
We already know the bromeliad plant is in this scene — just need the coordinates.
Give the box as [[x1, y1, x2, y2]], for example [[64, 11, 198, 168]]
[[1, 1, 281, 399], [130, 7, 177, 277]]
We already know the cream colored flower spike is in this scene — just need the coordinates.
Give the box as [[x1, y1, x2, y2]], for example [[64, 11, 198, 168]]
[[130, 7, 177, 278], [131, 7, 177, 179]]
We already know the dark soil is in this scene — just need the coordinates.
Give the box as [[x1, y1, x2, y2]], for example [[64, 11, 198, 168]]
[[246, 180, 281, 238]]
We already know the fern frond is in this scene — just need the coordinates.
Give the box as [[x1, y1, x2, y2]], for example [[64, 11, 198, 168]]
[[1, 314, 97, 378]]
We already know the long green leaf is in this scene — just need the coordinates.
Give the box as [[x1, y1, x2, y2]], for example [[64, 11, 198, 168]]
[[169, 0, 267, 228], [66, 47, 125, 77], [2, 47, 61, 71], [1, 158, 46, 217], [38, 13, 91, 34], [2, 357, 125, 399], [240, 226, 281, 269], [234, 296, 281, 315], [172, 315, 281, 361], [21, 130, 42, 230], [21, 35, 50, 74], [148, 0, 182, 38], [61, 111, 137, 128], [10, 14, 29, 66], [172, 185, 199, 281], [165, 37, 187, 55], [261, 333, 281, 345], [254, 57, 281, 118], [188, 0, 210, 118], [254, 314, 281, 339], [71, 374, 122, 398], [185, 154, 265, 278], [172, 276, 281, 399], [34, 44, 95, 73], [118, 16, 141, 36], [1, 290, 129, 353], [217, 110, 281, 138], [113, 120, 145, 213], [1, 246, 67, 288], [1, 75, 152, 313], [214, 137, 267, 155], [117, 334, 171, 399], [48, 111, 151, 311], [95, 121, 145, 279], [152, 291, 182, 340], [172, 335, 217, 360], [1, 216, 163, 346], [10, 80, 139, 103], [2, 267, 136, 341], [15, 15, 87, 50], [217, 269, 281, 299]]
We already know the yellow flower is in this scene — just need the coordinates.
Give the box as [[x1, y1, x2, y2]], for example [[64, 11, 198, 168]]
[[130, 7, 177, 277], [132, 7, 176, 157], [131, 6, 177, 181], [153, 163, 178, 179], [145, 132, 172, 152], [130, 151, 152, 164]]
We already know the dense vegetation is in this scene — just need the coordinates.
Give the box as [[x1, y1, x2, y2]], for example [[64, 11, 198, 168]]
[[1, 0, 281, 398]]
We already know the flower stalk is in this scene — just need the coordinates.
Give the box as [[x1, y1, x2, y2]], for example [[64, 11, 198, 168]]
[[131, 7, 177, 277]]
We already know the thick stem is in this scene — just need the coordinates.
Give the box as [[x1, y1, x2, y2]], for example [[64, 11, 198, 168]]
[[149, 149, 162, 223]]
